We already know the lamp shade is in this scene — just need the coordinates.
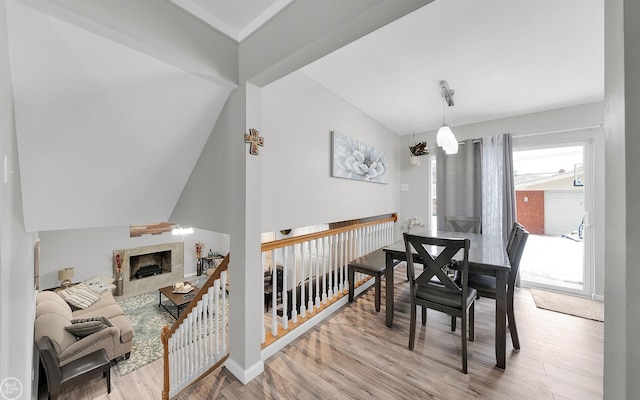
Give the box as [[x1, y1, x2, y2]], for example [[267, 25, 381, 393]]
[[58, 267, 74, 283]]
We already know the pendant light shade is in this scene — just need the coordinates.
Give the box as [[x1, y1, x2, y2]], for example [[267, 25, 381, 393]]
[[437, 81, 459, 155], [437, 124, 458, 155]]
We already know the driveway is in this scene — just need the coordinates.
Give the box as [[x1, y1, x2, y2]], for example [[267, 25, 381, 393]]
[[519, 233, 584, 290]]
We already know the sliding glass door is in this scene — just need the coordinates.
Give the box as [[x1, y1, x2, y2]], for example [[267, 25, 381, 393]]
[[513, 143, 593, 296]]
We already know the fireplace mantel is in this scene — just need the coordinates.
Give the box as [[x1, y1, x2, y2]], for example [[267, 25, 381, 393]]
[[114, 242, 184, 298]]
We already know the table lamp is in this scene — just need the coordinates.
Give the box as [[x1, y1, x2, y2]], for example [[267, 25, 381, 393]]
[[58, 267, 74, 288]]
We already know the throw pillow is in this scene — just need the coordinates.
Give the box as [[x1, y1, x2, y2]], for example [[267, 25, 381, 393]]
[[71, 316, 112, 328], [57, 283, 101, 309], [83, 274, 116, 294], [65, 320, 106, 337]]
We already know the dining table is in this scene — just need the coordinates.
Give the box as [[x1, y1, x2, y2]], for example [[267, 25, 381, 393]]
[[382, 227, 511, 369]]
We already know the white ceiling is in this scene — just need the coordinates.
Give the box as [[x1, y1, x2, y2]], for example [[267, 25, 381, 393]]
[[168, 0, 295, 42], [5, 0, 604, 231], [170, 0, 604, 135], [301, 0, 604, 135]]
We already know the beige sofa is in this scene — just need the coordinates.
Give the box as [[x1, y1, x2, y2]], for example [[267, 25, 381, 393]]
[[34, 290, 134, 366]]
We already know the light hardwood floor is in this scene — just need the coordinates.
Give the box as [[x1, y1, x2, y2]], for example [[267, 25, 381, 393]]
[[52, 265, 604, 400]]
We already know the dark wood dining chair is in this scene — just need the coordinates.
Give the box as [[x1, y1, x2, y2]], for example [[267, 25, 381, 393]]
[[403, 233, 477, 374], [466, 224, 529, 349], [444, 216, 481, 233], [506, 222, 524, 252]]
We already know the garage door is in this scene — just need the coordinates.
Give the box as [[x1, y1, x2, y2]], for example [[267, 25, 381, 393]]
[[544, 190, 584, 236]]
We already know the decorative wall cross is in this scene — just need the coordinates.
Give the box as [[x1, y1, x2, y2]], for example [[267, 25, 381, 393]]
[[244, 129, 264, 155]]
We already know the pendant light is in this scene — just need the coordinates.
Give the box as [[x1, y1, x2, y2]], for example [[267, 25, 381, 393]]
[[436, 80, 458, 155]]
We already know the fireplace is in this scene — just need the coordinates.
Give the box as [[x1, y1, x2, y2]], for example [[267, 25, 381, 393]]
[[129, 250, 171, 280], [115, 242, 184, 298]]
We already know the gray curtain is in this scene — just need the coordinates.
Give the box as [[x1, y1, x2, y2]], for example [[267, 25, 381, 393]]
[[500, 134, 519, 285], [436, 139, 483, 231], [481, 133, 516, 244], [436, 134, 516, 244], [502, 134, 516, 244]]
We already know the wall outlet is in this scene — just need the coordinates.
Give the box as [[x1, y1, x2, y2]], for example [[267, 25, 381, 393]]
[[400, 184, 409, 191]]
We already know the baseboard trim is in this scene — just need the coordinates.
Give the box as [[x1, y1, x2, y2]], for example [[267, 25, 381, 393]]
[[224, 358, 264, 385]]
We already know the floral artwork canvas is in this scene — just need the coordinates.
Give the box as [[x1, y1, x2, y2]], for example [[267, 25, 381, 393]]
[[331, 131, 388, 184]]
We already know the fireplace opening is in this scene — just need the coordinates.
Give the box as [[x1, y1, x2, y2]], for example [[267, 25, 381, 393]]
[[130, 250, 171, 280]]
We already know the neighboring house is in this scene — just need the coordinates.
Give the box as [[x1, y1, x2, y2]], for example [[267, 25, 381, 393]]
[[0, 2, 638, 400], [515, 169, 584, 236]]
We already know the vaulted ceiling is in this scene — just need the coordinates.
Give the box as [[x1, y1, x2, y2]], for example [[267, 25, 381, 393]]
[[5, 0, 603, 232], [6, 0, 233, 231]]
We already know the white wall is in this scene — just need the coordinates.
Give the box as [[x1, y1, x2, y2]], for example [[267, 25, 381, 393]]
[[400, 102, 606, 299], [261, 71, 401, 233], [38, 226, 229, 290], [604, 0, 638, 397], [170, 85, 243, 235], [173, 83, 266, 383], [0, 0, 38, 398]]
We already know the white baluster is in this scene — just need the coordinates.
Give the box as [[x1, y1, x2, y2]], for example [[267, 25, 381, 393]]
[[331, 233, 340, 298], [282, 247, 290, 328], [206, 287, 213, 358], [336, 232, 341, 293], [368, 226, 375, 252], [308, 239, 315, 312], [300, 241, 307, 317], [197, 300, 203, 370], [178, 327, 183, 384], [269, 249, 279, 334], [261, 252, 266, 344], [315, 238, 321, 308], [187, 313, 193, 375], [345, 231, 351, 291], [271, 249, 278, 336], [169, 337, 175, 391], [282, 244, 299, 329], [341, 231, 346, 292], [213, 280, 220, 359], [383, 221, 387, 245], [362, 226, 367, 255], [221, 271, 227, 354], [322, 236, 328, 304], [327, 235, 333, 299]]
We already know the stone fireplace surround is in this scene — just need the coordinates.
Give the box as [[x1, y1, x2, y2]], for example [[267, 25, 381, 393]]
[[116, 242, 184, 298]]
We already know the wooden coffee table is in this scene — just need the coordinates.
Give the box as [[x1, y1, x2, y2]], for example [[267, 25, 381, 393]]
[[158, 283, 198, 319]]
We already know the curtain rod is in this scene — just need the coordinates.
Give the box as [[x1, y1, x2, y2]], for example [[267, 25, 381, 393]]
[[454, 124, 603, 144], [511, 124, 603, 138]]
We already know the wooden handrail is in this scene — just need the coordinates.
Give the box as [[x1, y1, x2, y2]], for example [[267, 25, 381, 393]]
[[163, 253, 229, 338], [161, 253, 230, 400], [261, 214, 397, 252]]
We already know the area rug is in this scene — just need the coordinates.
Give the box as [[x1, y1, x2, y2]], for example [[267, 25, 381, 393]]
[[116, 292, 175, 375], [530, 288, 604, 322]]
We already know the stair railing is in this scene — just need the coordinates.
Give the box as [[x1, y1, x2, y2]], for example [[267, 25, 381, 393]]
[[261, 214, 397, 346], [161, 254, 229, 400]]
